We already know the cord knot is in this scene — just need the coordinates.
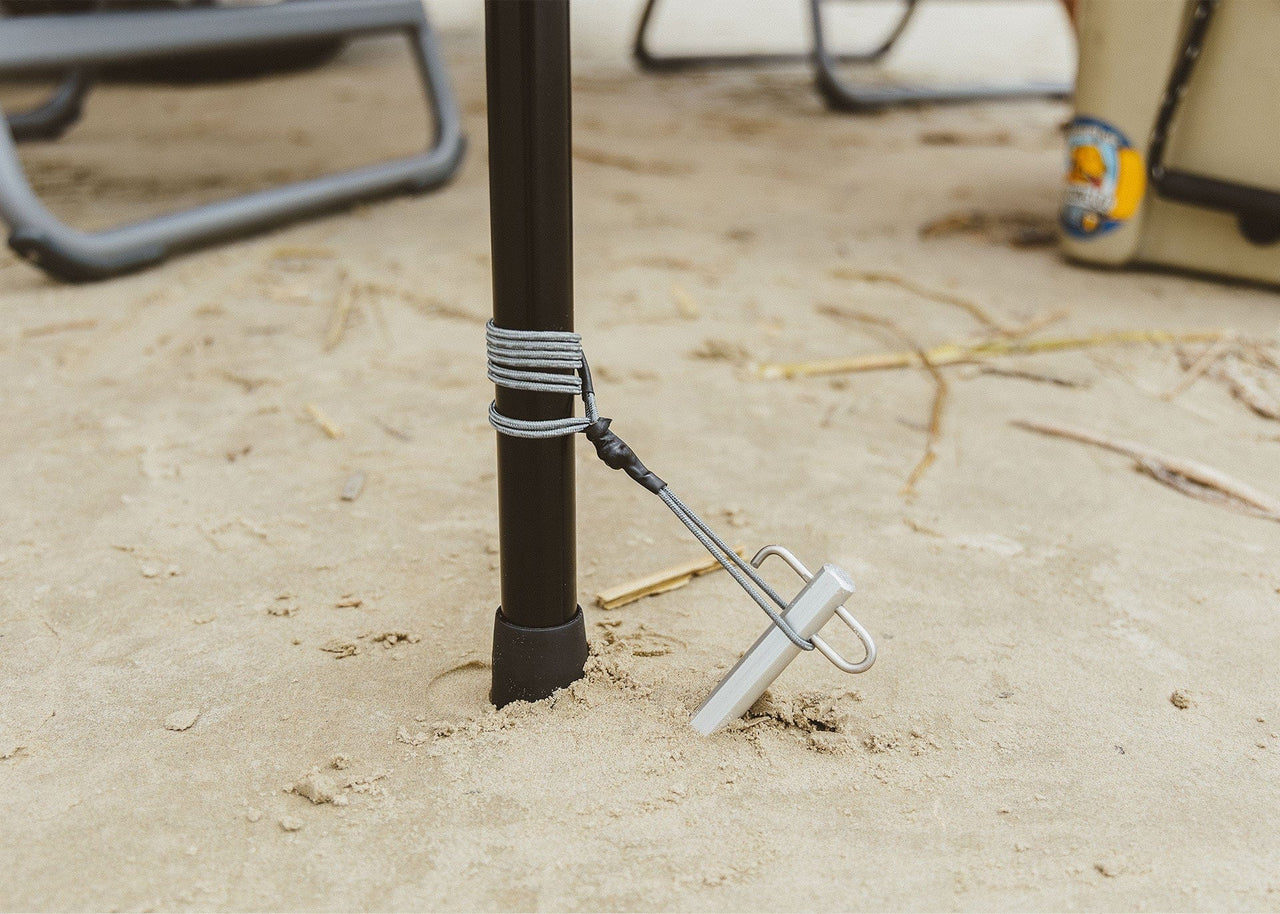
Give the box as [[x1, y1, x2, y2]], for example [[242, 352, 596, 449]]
[[585, 417, 666, 493]]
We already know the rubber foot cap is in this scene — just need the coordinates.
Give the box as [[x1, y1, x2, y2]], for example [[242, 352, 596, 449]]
[[490, 607, 589, 707]]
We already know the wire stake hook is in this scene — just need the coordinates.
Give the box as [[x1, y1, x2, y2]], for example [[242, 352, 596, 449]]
[[752, 546, 876, 675], [691, 548, 876, 734]]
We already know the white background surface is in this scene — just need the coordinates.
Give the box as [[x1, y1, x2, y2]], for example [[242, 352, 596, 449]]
[[425, 0, 1075, 78]]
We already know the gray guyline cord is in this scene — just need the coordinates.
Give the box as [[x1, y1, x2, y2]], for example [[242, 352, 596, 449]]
[[486, 320, 815, 651]]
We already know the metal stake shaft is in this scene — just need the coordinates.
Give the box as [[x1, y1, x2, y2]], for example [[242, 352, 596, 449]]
[[485, 0, 587, 706]]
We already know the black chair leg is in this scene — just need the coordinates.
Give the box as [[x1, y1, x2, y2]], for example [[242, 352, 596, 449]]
[[810, 0, 1070, 112], [632, 0, 902, 73], [632, 0, 1073, 113]]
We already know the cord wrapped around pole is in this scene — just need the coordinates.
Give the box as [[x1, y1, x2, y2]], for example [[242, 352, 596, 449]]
[[485, 322, 818, 652]]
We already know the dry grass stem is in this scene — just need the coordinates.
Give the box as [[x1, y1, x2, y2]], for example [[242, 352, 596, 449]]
[[1013, 418, 1280, 522], [375, 418, 411, 442], [821, 305, 947, 497], [1246, 343, 1280, 373], [595, 548, 744, 610], [973, 366, 1089, 388], [829, 267, 1014, 336], [325, 278, 357, 351], [22, 319, 98, 338], [759, 329, 1222, 380], [1162, 334, 1230, 400], [306, 404, 344, 440], [1218, 359, 1280, 420], [828, 267, 1062, 338], [1175, 340, 1280, 419], [1008, 308, 1070, 338]]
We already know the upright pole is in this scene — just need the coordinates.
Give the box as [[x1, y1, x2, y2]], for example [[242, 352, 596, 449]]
[[485, 0, 588, 706]]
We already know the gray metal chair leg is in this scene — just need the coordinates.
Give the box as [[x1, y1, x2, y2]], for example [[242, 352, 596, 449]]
[[0, 0, 465, 281], [5, 70, 92, 142], [809, 0, 1070, 112]]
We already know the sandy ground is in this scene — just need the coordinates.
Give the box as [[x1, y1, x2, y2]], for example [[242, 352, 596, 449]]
[[2, 17, 1280, 914]]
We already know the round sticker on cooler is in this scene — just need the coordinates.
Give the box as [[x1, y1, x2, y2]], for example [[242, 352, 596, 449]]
[[1061, 116, 1147, 238]]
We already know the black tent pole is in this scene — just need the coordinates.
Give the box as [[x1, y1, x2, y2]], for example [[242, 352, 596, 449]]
[[485, 0, 588, 707]]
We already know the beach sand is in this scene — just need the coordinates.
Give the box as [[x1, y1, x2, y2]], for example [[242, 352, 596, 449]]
[[2, 20, 1279, 912]]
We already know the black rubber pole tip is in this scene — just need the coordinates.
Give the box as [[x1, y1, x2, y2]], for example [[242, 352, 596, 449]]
[[490, 606, 589, 707]]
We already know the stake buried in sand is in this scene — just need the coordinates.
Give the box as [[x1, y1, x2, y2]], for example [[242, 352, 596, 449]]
[[691, 546, 875, 735]]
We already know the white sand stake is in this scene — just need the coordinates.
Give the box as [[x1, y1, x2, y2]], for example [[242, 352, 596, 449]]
[[691, 547, 876, 735]]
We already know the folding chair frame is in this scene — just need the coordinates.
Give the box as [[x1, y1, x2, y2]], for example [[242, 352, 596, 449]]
[[0, 0, 464, 281], [6, 70, 92, 142], [634, 0, 1071, 113]]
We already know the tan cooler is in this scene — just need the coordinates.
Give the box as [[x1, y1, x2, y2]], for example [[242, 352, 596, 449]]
[[1061, 0, 1280, 285]]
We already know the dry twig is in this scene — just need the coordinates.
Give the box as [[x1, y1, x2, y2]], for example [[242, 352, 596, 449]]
[[325, 279, 357, 351], [1175, 340, 1280, 420], [821, 305, 947, 497], [1218, 359, 1280, 420], [828, 267, 1061, 338], [972, 365, 1090, 388], [1012, 418, 1280, 522], [1162, 334, 1231, 400], [829, 267, 1014, 336], [306, 404, 344, 439], [595, 548, 743, 610], [22, 318, 97, 338], [1246, 342, 1280, 373], [759, 329, 1221, 380], [375, 418, 411, 442]]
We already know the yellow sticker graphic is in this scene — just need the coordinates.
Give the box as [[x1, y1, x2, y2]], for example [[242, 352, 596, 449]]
[[1062, 117, 1147, 238]]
